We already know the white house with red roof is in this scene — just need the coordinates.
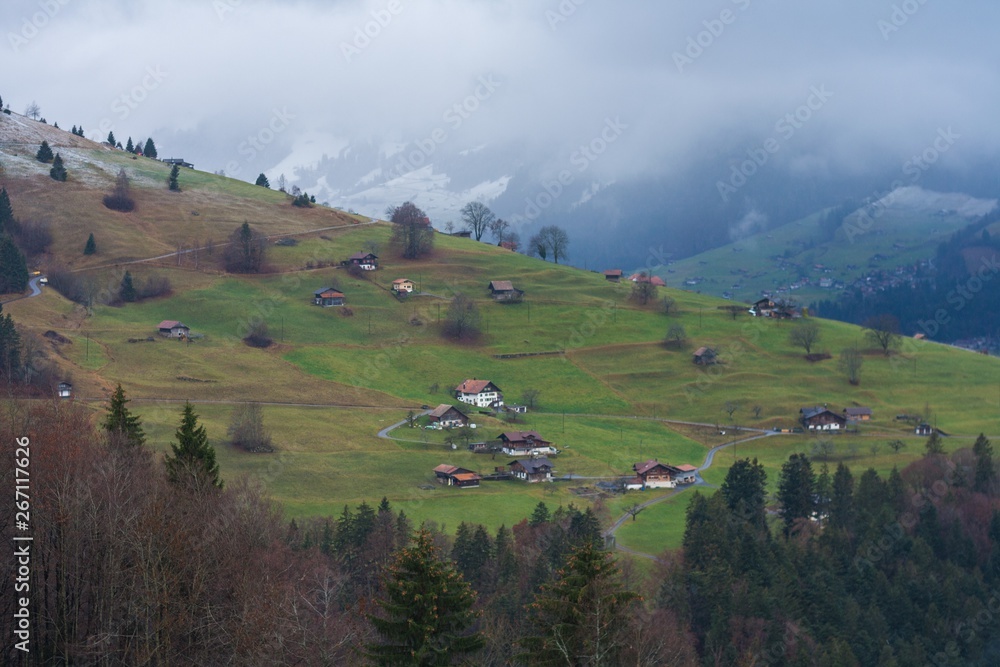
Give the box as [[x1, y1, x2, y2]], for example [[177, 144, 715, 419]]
[[455, 379, 503, 408]]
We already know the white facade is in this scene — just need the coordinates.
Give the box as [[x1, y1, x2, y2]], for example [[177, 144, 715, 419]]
[[457, 390, 502, 408]]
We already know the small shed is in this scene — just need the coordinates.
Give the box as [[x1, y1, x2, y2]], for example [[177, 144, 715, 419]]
[[915, 423, 933, 436], [314, 288, 345, 307], [844, 407, 873, 422], [603, 269, 623, 282], [488, 280, 524, 302], [427, 404, 469, 428], [57, 381, 72, 399], [157, 320, 190, 338], [392, 278, 415, 293], [692, 347, 718, 365]]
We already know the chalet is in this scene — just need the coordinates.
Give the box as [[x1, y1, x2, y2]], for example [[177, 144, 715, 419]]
[[346, 252, 378, 270], [915, 423, 933, 436], [625, 460, 679, 490], [161, 157, 194, 169], [427, 404, 469, 428], [432, 464, 481, 488], [57, 381, 72, 399], [674, 464, 698, 484], [157, 320, 190, 338], [391, 278, 415, 293], [313, 287, 345, 307], [497, 431, 556, 456], [628, 272, 666, 287], [455, 379, 503, 408], [749, 298, 776, 316], [509, 458, 554, 483], [692, 347, 718, 365], [800, 406, 848, 431], [843, 407, 873, 422], [488, 280, 524, 302], [603, 269, 623, 282]]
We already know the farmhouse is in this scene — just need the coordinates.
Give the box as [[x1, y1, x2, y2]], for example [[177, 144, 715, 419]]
[[843, 407, 873, 422], [624, 460, 680, 490], [488, 280, 524, 302], [915, 423, 933, 436], [749, 298, 776, 316], [800, 406, 848, 431], [432, 464, 481, 488], [346, 252, 378, 270], [497, 431, 556, 456], [157, 320, 190, 338], [692, 347, 718, 365], [602, 269, 623, 282], [427, 404, 469, 428], [57, 381, 72, 399], [509, 458, 554, 483], [628, 272, 666, 287], [391, 278, 414, 293], [161, 157, 193, 169], [455, 379, 503, 408], [313, 287, 345, 307]]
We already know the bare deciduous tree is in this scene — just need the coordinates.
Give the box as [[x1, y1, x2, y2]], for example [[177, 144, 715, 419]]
[[442, 293, 481, 340], [227, 402, 273, 452], [789, 319, 822, 355], [460, 201, 495, 241], [838, 347, 863, 385], [864, 314, 902, 355]]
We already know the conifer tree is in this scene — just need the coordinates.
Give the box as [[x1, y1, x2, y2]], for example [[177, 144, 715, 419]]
[[0, 234, 29, 293], [102, 384, 146, 448], [168, 164, 180, 191], [71, 125, 77, 135], [0, 188, 15, 235], [777, 453, 816, 534], [529, 501, 551, 526], [49, 153, 67, 181], [107, 130, 116, 145], [164, 401, 222, 490], [143, 138, 157, 159], [119, 271, 136, 302], [720, 457, 768, 530], [366, 529, 483, 665], [36, 140, 54, 163], [0, 304, 22, 382], [925, 430, 944, 456], [125, 137, 134, 153], [134, 139, 145, 155], [83, 233, 96, 255], [76, 125, 84, 136], [974, 433, 995, 493], [255, 173, 270, 188]]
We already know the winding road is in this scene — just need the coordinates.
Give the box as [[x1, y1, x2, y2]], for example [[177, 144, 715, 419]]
[[0, 275, 43, 305]]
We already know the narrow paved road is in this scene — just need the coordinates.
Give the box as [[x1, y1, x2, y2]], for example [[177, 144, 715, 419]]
[[0, 275, 42, 305]]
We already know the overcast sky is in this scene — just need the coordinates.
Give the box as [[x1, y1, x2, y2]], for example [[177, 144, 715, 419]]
[[4, 0, 999, 189]]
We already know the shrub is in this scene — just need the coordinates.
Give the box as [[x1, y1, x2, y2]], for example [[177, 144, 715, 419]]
[[243, 320, 273, 348]]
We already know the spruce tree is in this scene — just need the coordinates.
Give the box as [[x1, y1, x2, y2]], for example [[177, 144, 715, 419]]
[[143, 138, 157, 159], [720, 457, 768, 530], [76, 125, 84, 136], [164, 401, 222, 490], [0, 234, 29, 293], [49, 153, 67, 181], [36, 140, 54, 163], [119, 271, 136, 302], [925, 430, 944, 456], [83, 233, 96, 255], [0, 188, 15, 235], [529, 501, 551, 526], [125, 137, 134, 153], [255, 173, 270, 188], [974, 433, 995, 493], [102, 383, 146, 448], [107, 130, 116, 145], [777, 453, 816, 534], [366, 529, 483, 665], [134, 139, 145, 155], [71, 125, 77, 135], [0, 304, 22, 382], [168, 164, 180, 191]]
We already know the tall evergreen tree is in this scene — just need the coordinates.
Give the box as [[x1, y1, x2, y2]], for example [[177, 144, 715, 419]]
[[0, 304, 21, 382], [164, 402, 222, 490], [0, 234, 29, 293], [255, 173, 270, 188], [720, 457, 768, 530], [367, 529, 483, 665], [143, 138, 157, 159], [83, 233, 96, 255], [167, 164, 180, 191], [974, 433, 995, 493], [49, 153, 68, 181], [101, 383, 146, 448], [36, 140, 54, 163], [521, 542, 639, 665], [125, 137, 134, 153], [828, 463, 855, 531], [777, 453, 816, 534], [529, 501, 551, 526], [119, 271, 136, 302], [925, 430, 944, 456], [107, 130, 116, 145], [0, 187, 15, 235]]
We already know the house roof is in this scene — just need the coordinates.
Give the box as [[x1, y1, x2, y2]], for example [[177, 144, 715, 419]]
[[489, 280, 516, 292], [433, 464, 458, 475], [800, 406, 846, 421], [349, 251, 377, 261], [456, 379, 499, 394], [844, 407, 873, 416], [633, 459, 672, 476], [451, 472, 481, 482], [509, 458, 554, 473], [392, 278, 412, 285], [603, 269, 623, 277], [675, 464, 698, 473], [693, 346, 715, 357], [157, 320, 187, 330], [429, 404, 467, 419], [314, 287, 344, 297], [498, 430, 545, 444], [627, 273, 666, 286]]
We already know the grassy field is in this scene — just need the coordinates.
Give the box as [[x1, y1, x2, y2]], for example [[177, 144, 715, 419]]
[[5, 120, 1000, 557]]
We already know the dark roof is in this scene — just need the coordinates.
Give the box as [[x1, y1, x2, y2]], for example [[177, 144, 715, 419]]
[[509, 458, 554, 473], [844, 407, 873, 416], [314, 287, 344, 297], [433, 464, 458, 475], [800, 406, 846, 421], [489, 280, 516, 292], [428, 404, 468, 419], [348, 251, 377, 261], [456, 379, 500, 394], [498, 430, 546, 444], [633, 460, 673, 476]]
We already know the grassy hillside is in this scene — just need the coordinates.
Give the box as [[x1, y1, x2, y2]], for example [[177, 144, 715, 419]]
[[4, 113, 999, 555]]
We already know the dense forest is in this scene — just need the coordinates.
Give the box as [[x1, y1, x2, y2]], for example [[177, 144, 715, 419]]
[[814, 208, 1000, 344], [4, 383, 1000, 665]]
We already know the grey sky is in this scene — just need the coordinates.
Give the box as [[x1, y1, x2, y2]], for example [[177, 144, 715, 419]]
[[4, 0, 998, 190]]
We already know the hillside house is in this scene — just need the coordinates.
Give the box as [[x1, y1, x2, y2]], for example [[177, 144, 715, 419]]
[[692, 347, 718, 365], [749, 298, 776, 316], [628, 272, 666, 287], [509, 458, 554, 483], [603, 269, 623, 282], [674, 464, 698, 484], [161, 157, 193, 169], [800, 406, 847, 431], [455, 379, 503, 408], [624, 460, 680, 490], [497, 431, 555, 456], [391, 278, 414, 293], [488, 280, 524, 302], [915, 423, 933, 436], [157, 320, 190, 338], [313, 287, 345, 307], [57, 381, 72, 399], [427, 404, 469, 428], [346, 252, 378, 270], [844, 407, 873, 422], [432, 464, 481, 488]]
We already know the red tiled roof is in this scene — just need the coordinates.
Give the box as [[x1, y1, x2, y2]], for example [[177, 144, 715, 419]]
[[451, 472, 481, 482], [457, 379, 497, 394], [675, 464, 698, 473], [603, 269, 623, 277], [433, 464, 458, 475], [314, 288, 344, 297]]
